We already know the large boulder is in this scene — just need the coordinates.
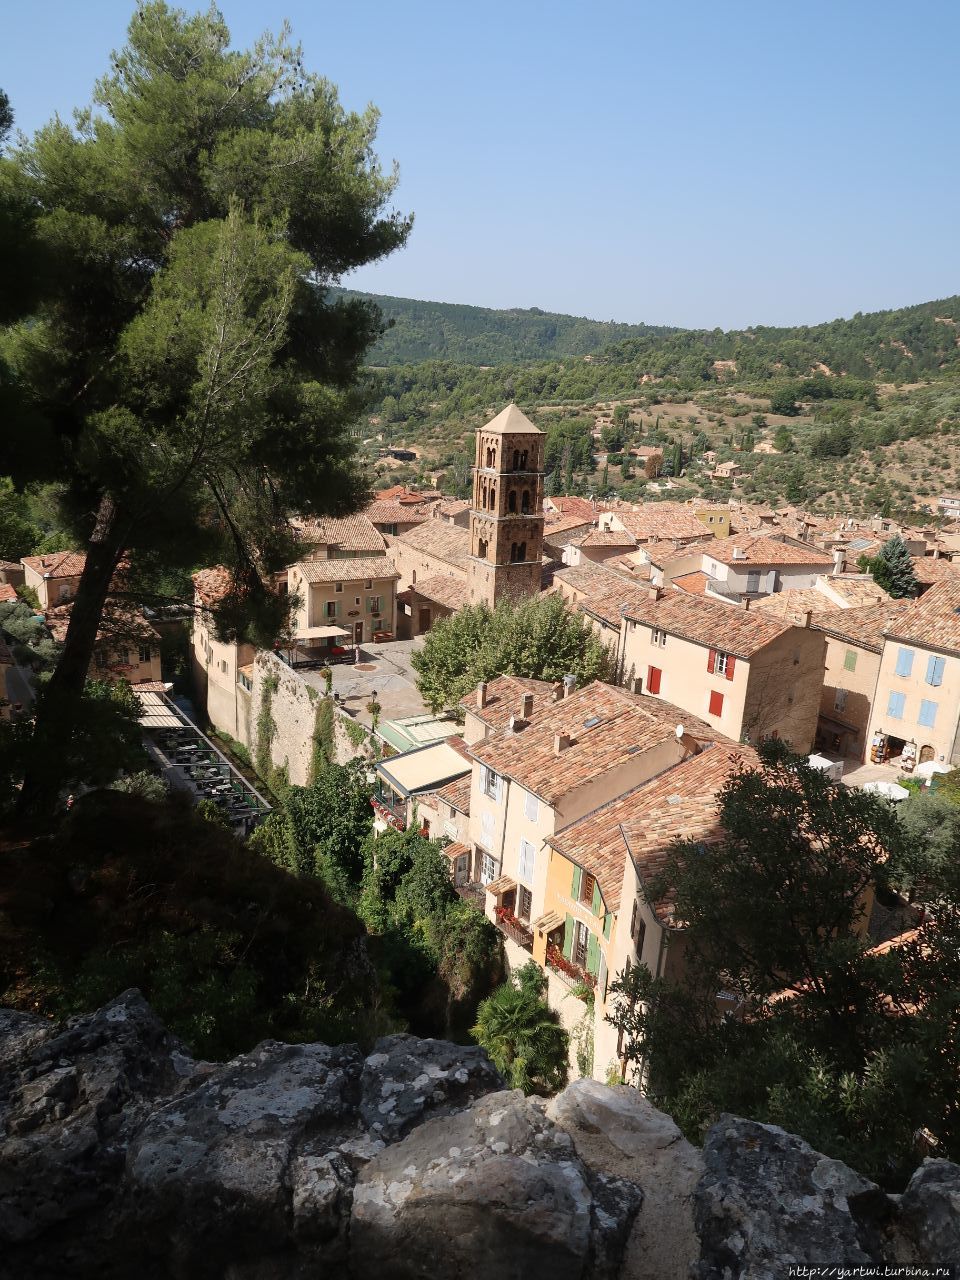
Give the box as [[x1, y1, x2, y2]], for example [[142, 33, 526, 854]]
[[888, 1159, 960, 1270], [548, 1079, 703, 1280], [693, 1116, 889, 1278], [351, 1087, 642, 1280]]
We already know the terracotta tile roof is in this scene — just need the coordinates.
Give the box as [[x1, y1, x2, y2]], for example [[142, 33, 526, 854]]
[[543, 514, 594, 538], [672, 571, 708, 595], [296, 556, 399, 585], [751, 588, 833, 623], [428, 775, 472, 815], [459, 674, 556, 732], [391, 520, 472, 570], [365, 500, 431, 527], [0, 584, 18, 604], [554, 562, 656, 628], [623, 592, 792, 659], [602, 553, 653, 580], [192, 566, 233, 609], [546, 496, 596, 523], [470, 682, 717, 807], [376, 485, 433, 504], [580, 529, 637, 548], [639, 540, 692, 567], [22, 551, 86, 578], [881, 577, 960, 654], [698, 535, 834, 568], [480, 403, 543, 436], [411, 574, 464, 611], [610, 505, 712, 544], [811, 600, 914, 654], [819, 575, 891, 608], [548, 741, 759, 916], [0, 560, 21, 573], [436, 498, 471, 516], [293, 514, 386, 555], [440, 840, 470, 863], [912, 556, 960, 586]]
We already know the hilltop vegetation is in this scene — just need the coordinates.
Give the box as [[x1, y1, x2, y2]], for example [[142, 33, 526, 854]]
[[334, 288, 676, 364]]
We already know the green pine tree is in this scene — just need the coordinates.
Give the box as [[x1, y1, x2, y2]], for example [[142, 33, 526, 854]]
[[865, 535, 919, 599]]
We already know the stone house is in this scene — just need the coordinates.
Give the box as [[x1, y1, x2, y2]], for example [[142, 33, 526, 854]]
[[288, 557, 399, 650], [864, 578, 960, 768], [396, 573, 463, 639], [21, 551, 87, 609], [620, 592, 826, 751], [45, 604, 164, 688]]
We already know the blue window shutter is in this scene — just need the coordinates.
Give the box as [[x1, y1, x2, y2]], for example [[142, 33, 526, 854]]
[[895, 648, 915, 677], [926, 655, 945, 687], [919, 699, 938, 728], [887, 690, 906, 719]]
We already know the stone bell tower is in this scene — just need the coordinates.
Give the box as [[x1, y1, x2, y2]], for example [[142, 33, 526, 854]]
[[468, 404, 545, 607]]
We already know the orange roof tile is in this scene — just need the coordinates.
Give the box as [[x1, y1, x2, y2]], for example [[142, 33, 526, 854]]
[[698, 535, 834, 568], [811, 600, 914, 653], [610, 504, 712, 544], [470, 682, 717, 807], [459, 674, 556, 733], [22, 551, 86, 578], [672, 571, 708, 595], [912, 556, 960, 586], [293, 514, 386, 556], [428, 775, 472, 815], [549, 741, 760, 916], [0, 584, 18, 604], [410, 574, 464, 611], [391, 520, 472, 570], [365, 500, 431, 527], [553, 562, 656, 628], [547, 496, 596, 523], [580, 529, 637, 548], [623, 592, 792, 659], [881, 577, 960, 654], [296, 556, 399, 585], [192, 566, 233, 609]]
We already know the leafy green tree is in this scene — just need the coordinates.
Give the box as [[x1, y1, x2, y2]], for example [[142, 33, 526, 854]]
[[605, 745, 960, 1184], [0, 477, 40, 561], [860, 535, 919, 599], [600, 422, 626, 453], [472, 961, 568, 1094], [2, 4, 410, 813], [896, 789, 960, 887], [411, 593, 611, 713], [769, 386, 799, 416]]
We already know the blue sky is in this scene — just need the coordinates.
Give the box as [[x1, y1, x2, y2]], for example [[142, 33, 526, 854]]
[[4, 1, 959, 328]]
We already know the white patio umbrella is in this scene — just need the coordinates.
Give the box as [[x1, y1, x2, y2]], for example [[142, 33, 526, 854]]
[[861, 780, 911, 802], [915, 761, 951, 781]]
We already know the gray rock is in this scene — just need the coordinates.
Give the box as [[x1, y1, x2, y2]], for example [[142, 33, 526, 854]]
[[693, 1115, 884, 1279], [360, 1032, 505, 1141], [351, 1088, 640, 1280], [549, 1079, 702, 1280], [892, 1159, 960, 1269]]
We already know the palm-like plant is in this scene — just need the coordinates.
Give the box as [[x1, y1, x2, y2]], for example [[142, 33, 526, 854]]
[[472, 962, 569, 1094]]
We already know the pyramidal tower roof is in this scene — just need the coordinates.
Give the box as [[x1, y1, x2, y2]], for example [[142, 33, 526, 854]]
[[481, 403, 543, 435]]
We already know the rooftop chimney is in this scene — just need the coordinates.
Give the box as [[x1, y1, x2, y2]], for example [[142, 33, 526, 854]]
[[552, 681, 564, 702], [476, 681, 488, 709], [803, 610, 813, 629], [562, 674, 577, 698], [554, 732, 572, 755], [520, 692, 534, 719], [732, 546, 746, 560]]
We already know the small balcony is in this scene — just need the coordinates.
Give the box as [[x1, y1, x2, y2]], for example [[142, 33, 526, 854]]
[[371, 794, 405, 831], [455, 881, 485, 910], [494, 905, 534, 951], [545, 942, 596, 991]]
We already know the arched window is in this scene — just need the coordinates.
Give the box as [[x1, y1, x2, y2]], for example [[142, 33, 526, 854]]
[[508, 490, 517, 513], [488, 484, 496, 510], [478, 538, 488, 559], [518, 541, 526, 562], [521, 489, 530, 513], [520, 450, 528, 469], [513, 449, 520, 470], [486, 446, 495, 468], [510, 542, 518, 562], [412, 570, 417, 585]]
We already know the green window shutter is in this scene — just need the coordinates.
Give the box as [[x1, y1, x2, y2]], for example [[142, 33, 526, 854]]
[[603, 912, 612, 941], [562, 914, 574, 961], [844, 649, 857, 672], [571, 866, 583, 899], [591, 880, 602, 915], [586, 930, 600, 976]]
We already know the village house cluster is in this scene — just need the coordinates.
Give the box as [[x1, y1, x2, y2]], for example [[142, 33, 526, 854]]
[[8, 404, 960, 1075]]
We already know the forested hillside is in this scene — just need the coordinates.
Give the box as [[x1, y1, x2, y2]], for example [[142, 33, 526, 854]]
[[341, 288, 960, 378], [334, 289, 677, 364]]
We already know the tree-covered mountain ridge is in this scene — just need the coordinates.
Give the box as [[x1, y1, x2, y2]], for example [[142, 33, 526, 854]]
[[336, 286, 960, 381]]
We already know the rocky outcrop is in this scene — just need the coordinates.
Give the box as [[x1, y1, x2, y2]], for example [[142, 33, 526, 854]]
[[0, 991, 957, 1279]]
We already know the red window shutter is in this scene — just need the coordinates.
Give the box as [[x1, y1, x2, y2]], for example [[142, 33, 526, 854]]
[[709, 690, 724, 717], [647, 665, 661, 694], [725, 655, 736, 681], [707, 648, 716, 674]]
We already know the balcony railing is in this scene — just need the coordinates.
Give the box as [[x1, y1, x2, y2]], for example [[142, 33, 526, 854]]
[[545, 943, 596, 991], [495, 906, 533, 951], [371, 796, 405, 831]]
